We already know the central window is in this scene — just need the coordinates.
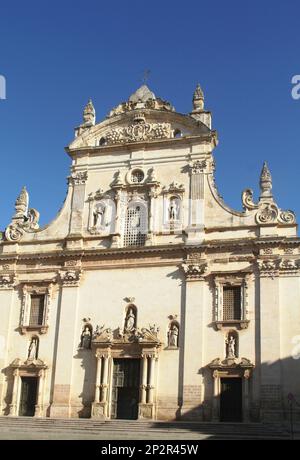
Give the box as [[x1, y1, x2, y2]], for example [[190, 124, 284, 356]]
[[29, 295, 45, 326], [223, 286, 241, 320], [123, 204, 147, 247]]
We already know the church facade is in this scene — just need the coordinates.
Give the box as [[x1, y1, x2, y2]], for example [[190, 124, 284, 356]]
[[0, 84, 299, 423]]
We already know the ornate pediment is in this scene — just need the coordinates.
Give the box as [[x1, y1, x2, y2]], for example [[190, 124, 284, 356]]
[[10, 358, 47, 369], [92, 324, 160, 345]]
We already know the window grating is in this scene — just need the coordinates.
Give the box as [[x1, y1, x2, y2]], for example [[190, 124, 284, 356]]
[[123, 206, 146, 247], [223, 286, 241, 320], [29, 295, 45, 326]]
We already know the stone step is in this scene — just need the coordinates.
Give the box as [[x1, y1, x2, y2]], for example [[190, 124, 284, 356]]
[[0, 417, 287, 436]]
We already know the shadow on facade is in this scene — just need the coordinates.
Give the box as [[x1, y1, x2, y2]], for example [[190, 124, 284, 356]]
[[74, 348, 96, 418], [175, 355, 300, 427]]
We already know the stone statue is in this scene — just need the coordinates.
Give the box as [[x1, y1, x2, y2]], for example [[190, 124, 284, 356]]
[[168, 198, 179, 221], [168, 324, 179, 347], [125, 308, 136, 332], [93, 203, 106, 227], [226, 335, 236, 358], [28, 337, 38, 360], [130, 207, 141, 228], [81, 325, 92, 349]]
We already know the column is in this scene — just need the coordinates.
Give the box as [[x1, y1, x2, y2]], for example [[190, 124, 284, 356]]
[[111, 190, 122, 247], [9, 369, 20, 416], [68, 171, 88, 237], [50, 281, 80, 418], [140, 354, 148, 404], [212, 370, 219, 422], [94, 355, 102, 403], [147, 356, 155, 404], [100, 356, 109, 403], [0, 283, 15, 414], [35, 370, 45, 417], [186, 160, 205, 244], [181, 269, 205, 419], [259, 269, 282, 421], [243, 370, 250, 422]]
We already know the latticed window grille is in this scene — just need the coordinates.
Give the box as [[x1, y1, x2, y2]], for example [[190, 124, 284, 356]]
[[223, 286, 241, 320], [123, 206, 146, 247], [29, 295, 45, 326]]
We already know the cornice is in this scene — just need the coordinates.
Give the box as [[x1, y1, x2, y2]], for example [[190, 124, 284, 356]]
[[0, 237, 299, 265], [66, 132, 217, 158]]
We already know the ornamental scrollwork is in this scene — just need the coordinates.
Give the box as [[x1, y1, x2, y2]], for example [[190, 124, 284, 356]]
[[242, 189, 259, 210], [241, 162, 296, 225], [5, 187, 40, 242], [255, 203, 279, 224], [278, 210, 296, 224]]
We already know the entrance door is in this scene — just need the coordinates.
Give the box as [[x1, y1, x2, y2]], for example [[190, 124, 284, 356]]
[[111, 359, 140, 420], [19, 377, 38, 416], [220, 378, 242, 422]]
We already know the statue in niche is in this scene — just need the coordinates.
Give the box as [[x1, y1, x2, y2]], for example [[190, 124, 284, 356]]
[[168, 198, 179, 221], [168, 323, 179, 347], [226, 335, 236, 358], [129, 206, 141, 229], [28, 337, 38, 360], [124, 307, 136, 333], [80, 325, 92, 349], [93, 203, 106, 227]]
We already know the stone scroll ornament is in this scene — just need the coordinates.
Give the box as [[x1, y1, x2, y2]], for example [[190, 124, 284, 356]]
[[5, 187, 40, 242], [242, 162, 296, 225]]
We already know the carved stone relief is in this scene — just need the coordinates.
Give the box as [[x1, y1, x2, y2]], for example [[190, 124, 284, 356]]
[[105, 113, 171, 145]]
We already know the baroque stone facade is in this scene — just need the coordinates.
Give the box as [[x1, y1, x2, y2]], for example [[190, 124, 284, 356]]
[[0, 84, 299, 423]]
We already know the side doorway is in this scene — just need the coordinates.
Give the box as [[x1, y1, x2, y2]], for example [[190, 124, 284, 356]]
[[220, 377, 242, 422], [19, 377, 38, 416]]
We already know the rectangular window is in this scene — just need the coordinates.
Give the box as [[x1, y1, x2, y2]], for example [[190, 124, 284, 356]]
[[29, 295, 45, 326], [223, 286, 241, 320]]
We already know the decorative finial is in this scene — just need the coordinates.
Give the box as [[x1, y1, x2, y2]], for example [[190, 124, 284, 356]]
[[15, 186, 29, 218], [260, 161, 272, 198], [192, 83, 204, 111], [82, 99, 96, 127]]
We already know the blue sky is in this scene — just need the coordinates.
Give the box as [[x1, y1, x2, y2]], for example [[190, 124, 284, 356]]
[[0, 0, 299, 230]]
